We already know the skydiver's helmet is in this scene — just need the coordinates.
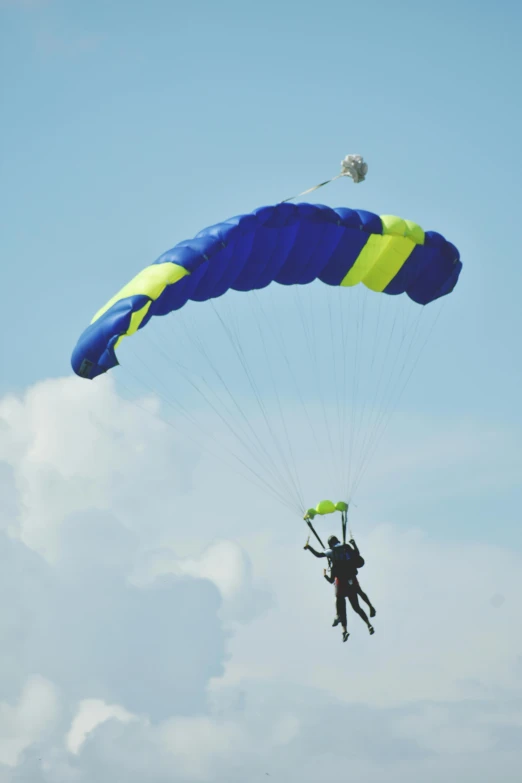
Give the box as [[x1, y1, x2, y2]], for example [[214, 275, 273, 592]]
[[328, 535, 340, 549]]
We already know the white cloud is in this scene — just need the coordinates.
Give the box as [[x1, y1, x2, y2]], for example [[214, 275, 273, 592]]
[[0, 676, 59, 767], [0, 376, 522, 782], [130, 539, 272, 625], [0, 376, 197, 559], [67, 699, 136, 755], [158, 716, 247, 781]]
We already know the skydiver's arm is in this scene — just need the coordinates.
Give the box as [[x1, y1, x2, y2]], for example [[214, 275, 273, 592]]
[[349, 539, 360, 556], [304, 544, 327, 558], [323, 569, 334, 583]]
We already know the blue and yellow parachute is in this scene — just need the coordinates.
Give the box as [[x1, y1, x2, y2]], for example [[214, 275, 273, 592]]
[[71, 203, 461, 380]]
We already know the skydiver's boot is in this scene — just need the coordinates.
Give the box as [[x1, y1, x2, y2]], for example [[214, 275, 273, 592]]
[[368, 624, 375, 635], [332, 616, 341, 627], [369, 606, 376, 618], [342, 630, 349, 642]]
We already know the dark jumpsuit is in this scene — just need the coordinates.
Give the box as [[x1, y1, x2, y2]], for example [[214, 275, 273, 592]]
[[308, 542, 369, 628]]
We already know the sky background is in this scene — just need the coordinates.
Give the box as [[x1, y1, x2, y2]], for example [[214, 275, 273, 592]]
[[1, 0, 522, 781]]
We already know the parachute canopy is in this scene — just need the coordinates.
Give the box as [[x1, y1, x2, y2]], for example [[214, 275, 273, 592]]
[[71, 203, 462, 381]]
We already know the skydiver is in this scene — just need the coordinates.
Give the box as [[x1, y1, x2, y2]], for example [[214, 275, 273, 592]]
[[305, 535, 375, 641]]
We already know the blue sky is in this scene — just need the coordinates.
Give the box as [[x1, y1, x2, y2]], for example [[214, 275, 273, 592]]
[[3, 0, 522, 538], [1, 3, 522, 780]]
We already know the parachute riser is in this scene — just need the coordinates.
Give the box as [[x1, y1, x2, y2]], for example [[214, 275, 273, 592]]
[[341, 507, 354, 543], [305, 519, 326, 550]]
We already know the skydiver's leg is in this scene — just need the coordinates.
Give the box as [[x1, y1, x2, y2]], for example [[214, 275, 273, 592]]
[[357, 585, 376, 617], [336, 596, 349, 641], [348, 590, 374, 634], [336, 595, 347, 628], [332, 580, 342, 627], [332, 590, 341, 626]]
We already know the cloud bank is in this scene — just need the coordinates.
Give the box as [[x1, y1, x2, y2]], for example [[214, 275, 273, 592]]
[[0, 376, 521, 781]]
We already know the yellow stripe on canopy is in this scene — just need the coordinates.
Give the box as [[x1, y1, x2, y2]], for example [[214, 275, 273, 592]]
[[340, 215, 425, 293], [91, 262, 190, 324], [113, 301, 153, 353]]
